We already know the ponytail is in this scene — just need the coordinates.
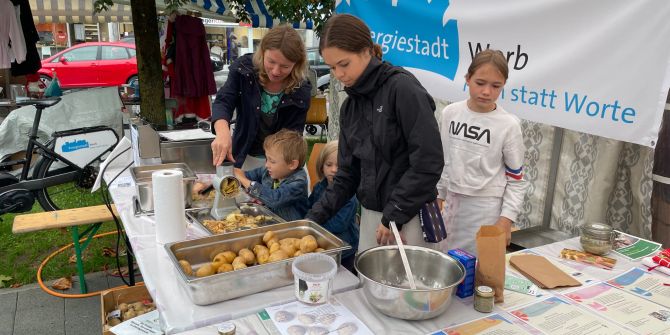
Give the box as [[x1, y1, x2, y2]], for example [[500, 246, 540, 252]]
[[372, 44, 383, 60]]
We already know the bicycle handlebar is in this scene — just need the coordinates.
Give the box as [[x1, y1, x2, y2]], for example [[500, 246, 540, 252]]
[[16, 97, 62, 109]]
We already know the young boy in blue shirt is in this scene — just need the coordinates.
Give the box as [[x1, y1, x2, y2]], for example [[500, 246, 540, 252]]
[[234, 129, 309, 221]]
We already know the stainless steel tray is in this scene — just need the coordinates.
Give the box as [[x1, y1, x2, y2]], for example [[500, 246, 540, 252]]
[[186, 203, 285, 235], [164, 220, 351, 305]]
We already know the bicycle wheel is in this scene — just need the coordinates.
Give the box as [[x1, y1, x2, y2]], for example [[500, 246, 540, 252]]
[[33, 156, 106, 211]]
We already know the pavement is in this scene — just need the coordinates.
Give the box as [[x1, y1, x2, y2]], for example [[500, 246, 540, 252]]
[[0, 270, 143, 335]]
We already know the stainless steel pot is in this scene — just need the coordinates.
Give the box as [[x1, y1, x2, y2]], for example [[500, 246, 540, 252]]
[[130, 163, 197, 212], [355, 245, 465, 320]]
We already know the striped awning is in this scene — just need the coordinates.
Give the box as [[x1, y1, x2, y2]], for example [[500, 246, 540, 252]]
[[30, 0, 133, 24], [28, 0, 313, 29], [192, 0, 313, 29]]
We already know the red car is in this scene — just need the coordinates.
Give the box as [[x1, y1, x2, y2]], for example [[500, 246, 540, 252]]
[[38, 42, 138, 89]]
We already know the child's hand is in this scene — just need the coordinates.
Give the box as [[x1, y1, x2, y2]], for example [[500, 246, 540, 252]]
[[233, 168, 251, 189], [494, 216, 513, 246]]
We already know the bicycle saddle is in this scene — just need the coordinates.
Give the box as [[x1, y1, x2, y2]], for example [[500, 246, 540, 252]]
[[16, 97, 62, 109]]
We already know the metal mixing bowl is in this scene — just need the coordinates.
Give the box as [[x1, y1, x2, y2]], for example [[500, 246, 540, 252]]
[[355, 245, 465, 320]]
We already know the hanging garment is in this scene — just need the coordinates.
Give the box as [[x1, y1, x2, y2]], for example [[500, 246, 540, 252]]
[[10, 0, 41, 75], [172, 15, 216, 98], [0, 0, 26, 68]]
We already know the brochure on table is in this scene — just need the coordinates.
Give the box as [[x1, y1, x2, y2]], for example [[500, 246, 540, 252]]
[[265, 297, 373, 335], [509, 296, 634, 335], [430, 314, 534, 335], [613, 231, 662, 261], [564, 283, 670, 335], [606, 267, 670, 307]]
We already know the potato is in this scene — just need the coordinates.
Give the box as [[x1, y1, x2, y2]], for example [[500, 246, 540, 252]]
[[122, 309, 136, 321], [293, 250, 303, 257], [216, 263, 234, 273], [269, 242, 280, 253], [196, 263, 215, 277], [266, 238, 279, 248], [262, 231, 276, 244], [221, 251, 237, 263], [253, 244, 269, 256], [232, 257, 248, 270], [212, 252, 232, 265], [268, 250, 289, 262], [256, 248, 270, 264], [315, 248, 325, 252], [108, 317, 122, 326], [238, 248, 256, 265], [118, 302, 129, 313], [178, 260, 193, 276], [300, 235, 318, 253], [130, 302, 144, 310], [280, 243, 297, 257]]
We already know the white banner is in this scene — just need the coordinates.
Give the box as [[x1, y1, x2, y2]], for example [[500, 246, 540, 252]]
[[336, 0, 670, 147]]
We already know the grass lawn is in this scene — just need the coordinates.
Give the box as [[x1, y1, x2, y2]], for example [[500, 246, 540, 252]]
[[0, 136, 326, 289], [0, 203, 128, 289]]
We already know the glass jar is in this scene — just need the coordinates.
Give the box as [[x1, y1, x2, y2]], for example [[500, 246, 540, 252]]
[[580, 222, 614, 255], [474, 285, 495, 313], [217, 321, 236, 335]]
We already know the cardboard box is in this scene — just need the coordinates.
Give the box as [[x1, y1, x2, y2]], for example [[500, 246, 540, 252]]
[[100, 284, 151, 335]]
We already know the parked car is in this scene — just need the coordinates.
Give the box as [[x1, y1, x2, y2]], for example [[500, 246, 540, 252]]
[[210, 53, 224, 72], [38, 42, 138, 89], [307, 47, 329, 78], [118, 39, 223, 72]]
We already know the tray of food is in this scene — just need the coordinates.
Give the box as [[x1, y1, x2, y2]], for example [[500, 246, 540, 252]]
[[186, 203, 285, 235], [164, 220, 351, 305]]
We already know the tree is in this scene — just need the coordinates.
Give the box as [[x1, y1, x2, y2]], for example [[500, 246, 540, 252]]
[[94, 0, 335, 125]]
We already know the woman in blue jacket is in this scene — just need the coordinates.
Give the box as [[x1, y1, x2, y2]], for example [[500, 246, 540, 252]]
[[309, 141, 359, 272], [211, 25, 312, 169]]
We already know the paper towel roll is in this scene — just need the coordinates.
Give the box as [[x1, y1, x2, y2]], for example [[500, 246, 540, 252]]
[[153, 169, 186, 244]]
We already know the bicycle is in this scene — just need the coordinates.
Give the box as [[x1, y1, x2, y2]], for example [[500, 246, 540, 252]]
[[0, 98, 119, 214]]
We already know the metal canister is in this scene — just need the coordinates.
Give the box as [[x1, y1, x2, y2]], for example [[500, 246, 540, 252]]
[[217, 321, 236, 335], [474, 285, 495, 313]]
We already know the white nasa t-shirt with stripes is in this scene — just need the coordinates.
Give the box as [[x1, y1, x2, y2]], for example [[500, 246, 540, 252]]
[[437, 100, 528, 222]]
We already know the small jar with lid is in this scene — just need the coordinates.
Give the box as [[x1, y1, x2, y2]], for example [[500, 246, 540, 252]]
[[580, 222, 614, 255], [217, 321, 236, 335], [474, 285, 495, 313]]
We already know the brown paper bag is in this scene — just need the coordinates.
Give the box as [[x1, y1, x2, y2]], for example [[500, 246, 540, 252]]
[[475, 225, 506, 303]]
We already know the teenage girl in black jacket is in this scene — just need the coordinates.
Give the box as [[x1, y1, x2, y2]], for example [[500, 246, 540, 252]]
[[306, 14, 443, 252]]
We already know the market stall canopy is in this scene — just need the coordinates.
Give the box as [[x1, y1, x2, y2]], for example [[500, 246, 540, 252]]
[[29, 0, 312, 28]]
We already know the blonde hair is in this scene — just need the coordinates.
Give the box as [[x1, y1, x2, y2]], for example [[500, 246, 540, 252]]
[[253, 25, 307, 93], [263, 129, 307, 168], [316, 141, 338, 180], [466, 49, 509, 81]]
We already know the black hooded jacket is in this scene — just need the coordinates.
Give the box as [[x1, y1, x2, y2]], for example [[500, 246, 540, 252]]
[[307, 57, 443, 229]]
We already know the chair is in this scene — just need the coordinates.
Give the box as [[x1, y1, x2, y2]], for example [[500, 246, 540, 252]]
[[305, 96, 327, 139], [307, 142, 325, 192]]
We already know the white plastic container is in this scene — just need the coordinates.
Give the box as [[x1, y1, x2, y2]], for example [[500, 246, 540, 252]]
[[292, 253, 337, 305]]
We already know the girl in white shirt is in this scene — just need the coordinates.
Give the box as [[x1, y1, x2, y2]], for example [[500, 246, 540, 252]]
[[437, 49, 528, 254]]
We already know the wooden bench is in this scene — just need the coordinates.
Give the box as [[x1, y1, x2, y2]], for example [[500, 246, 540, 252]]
[[13, 204, 117, 234], [13, 204, 118, 293]]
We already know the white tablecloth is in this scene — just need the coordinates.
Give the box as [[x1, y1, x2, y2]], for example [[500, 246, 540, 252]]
[[177, 236, 649, 335], [106, 159, 360, 334]]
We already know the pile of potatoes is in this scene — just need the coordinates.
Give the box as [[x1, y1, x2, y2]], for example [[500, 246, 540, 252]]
[[178, 231, 327, 278], [106, 300, 156, 328]]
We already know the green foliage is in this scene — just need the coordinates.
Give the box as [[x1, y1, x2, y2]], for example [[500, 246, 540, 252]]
[[94, 0, 336, 35], [0, 275, 11, 288]]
